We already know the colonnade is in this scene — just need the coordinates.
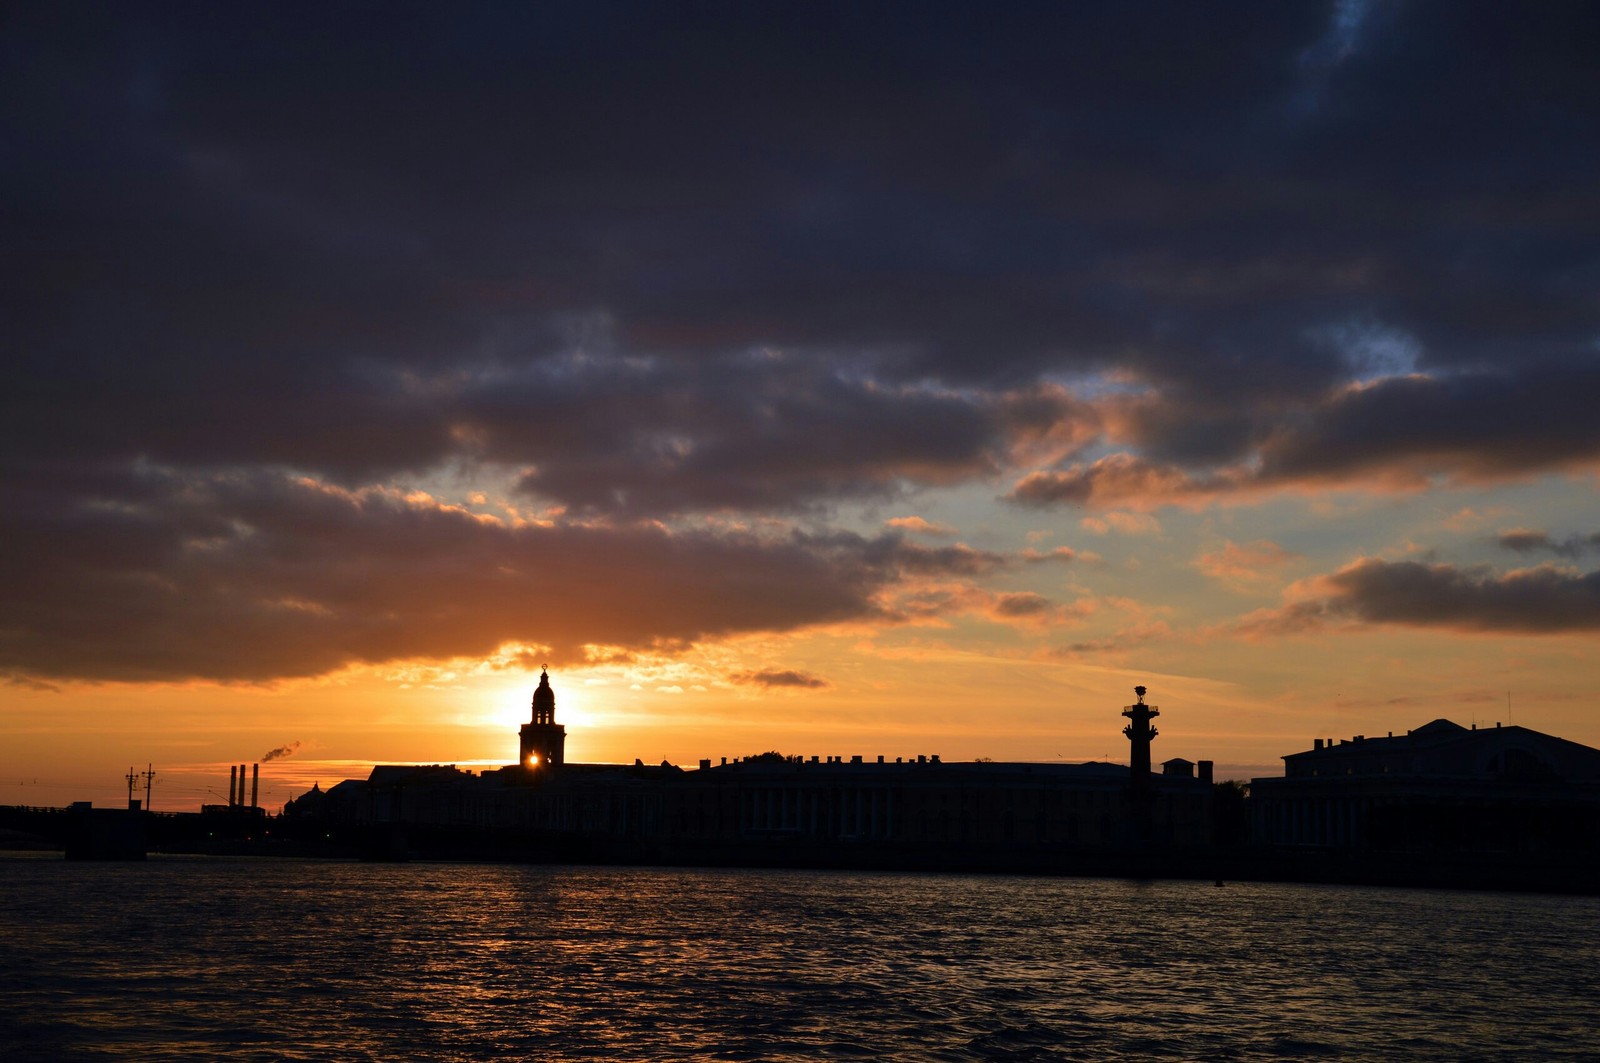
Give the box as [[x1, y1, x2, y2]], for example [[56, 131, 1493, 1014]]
[[1256, 794, 1382, 847], [740, 785, 897, 840]]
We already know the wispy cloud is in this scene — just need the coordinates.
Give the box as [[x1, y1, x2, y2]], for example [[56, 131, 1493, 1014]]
[[1196, 540, 1302, 590]]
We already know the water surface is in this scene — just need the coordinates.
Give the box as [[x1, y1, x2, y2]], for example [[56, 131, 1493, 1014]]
[[2, 856, 1596, 1060]]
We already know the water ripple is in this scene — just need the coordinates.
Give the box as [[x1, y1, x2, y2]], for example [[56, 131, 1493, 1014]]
[[2, 857, 1598, 1060]]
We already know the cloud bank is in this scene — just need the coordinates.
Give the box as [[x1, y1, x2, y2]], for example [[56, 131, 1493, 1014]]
[[5, 4, 1598, 684], [1238, 558, 1600, 637], [0, 467, 1009, 682]]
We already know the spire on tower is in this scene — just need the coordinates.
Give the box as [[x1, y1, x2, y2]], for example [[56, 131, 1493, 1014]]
[[531, 666, 556, 726], [520, 667, 566, 770]]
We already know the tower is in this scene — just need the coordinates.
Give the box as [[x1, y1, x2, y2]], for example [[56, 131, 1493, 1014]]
[[518, 667, 567, 770], [1122, 684, 1159, 781]]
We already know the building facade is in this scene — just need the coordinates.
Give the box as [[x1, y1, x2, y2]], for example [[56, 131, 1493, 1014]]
[[287, 675, 1215, 862], [1250, 719, 1600, 855], [518, 667, 566, 769]]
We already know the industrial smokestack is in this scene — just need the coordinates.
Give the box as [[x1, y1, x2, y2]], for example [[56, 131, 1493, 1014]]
[[229, 765, 238, 807], [251, 763, 259, 809], [238, 764, 246, 807]]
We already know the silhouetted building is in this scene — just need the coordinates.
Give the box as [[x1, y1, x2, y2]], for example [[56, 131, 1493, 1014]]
[[519, 667, 566, 770], [289, 672, 1215, 864], [64, 803, 146, 860], [1250, 719, 1600, 855], [657, 754, 1209, 852], [281, 781, 325, 818]]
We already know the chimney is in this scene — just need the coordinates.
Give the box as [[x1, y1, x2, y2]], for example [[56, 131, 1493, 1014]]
[[1313, 739, 1324, 751], [229, 765, 238, 807], [251, 763, 259, 809], [1198, 760, 1214, 785]]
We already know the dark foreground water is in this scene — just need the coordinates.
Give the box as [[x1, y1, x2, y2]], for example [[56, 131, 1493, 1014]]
[[1, 855, 1597, 1061]]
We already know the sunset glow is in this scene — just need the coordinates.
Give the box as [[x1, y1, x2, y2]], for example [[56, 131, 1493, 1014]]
[[4, 5, 1598, 811]]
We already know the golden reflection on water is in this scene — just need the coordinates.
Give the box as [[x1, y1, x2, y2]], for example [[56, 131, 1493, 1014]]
[[1, 859, 1598, 1061]]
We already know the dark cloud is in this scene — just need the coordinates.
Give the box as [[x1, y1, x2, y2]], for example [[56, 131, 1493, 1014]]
[[0, 466, 992, 683], [865, 539, 1010, 579], [1237, 558, 1600, 637], [1254, 365, 1600, 484], [8, 6, 1597, 473], [1009, 362, 1600, 508], [485, 359, 1091, 516], [6, 675, 62, 694], [1008, 454, 1240, 509], [1496, 529, 1600, 559], [730, 669, 829, 691], [992, 593, 1052, 618], [1327, 560, 1600, 633], [6, 4, 1600, 678]]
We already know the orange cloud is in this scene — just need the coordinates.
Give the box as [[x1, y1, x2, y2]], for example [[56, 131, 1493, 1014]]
[[1195, 539, 1302, 589], [0, 469, 1018, 684], [885, 515, 957, 537], [1080, 510, 1163, 537]]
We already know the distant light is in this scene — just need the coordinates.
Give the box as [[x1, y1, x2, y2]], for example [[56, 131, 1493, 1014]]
[[527, 753, 540, 767]]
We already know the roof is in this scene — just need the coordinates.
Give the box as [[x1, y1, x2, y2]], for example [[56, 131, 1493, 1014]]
[[367, 764, 474, 786], [1270, 719, 1600, 784], [1411, 719, 1467, 736]]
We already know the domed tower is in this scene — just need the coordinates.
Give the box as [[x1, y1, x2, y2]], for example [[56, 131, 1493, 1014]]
[[518, 668, 566, 770]]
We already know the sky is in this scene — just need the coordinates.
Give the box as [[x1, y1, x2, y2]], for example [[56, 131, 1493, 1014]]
[[4, 2, 1599, 812]]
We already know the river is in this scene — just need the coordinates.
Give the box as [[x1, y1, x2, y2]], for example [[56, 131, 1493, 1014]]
[[2, 854, 1596, 1060]]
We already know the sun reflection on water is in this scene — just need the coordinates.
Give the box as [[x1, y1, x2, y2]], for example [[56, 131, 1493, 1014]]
[[1, 861, 1596, 1061]]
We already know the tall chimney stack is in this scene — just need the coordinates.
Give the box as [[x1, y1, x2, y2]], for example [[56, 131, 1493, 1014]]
[[229, 765, 238, 807], [251, 763, 259, 809]]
